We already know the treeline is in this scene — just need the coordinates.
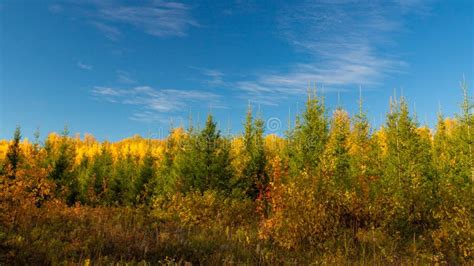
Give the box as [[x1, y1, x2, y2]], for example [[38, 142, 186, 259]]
[[0, 82, 472, 264]]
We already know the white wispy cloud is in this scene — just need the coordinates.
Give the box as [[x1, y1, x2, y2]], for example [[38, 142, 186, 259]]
[[235, 0, 427, 105], [191, 67, 226, 86], [98, 2, 198, 37], [203, 69, 225, 86], [77, 61, 93, 70], [89, 21, 122, 40], [92, 85, 223, 122], [116, 70, 136, 84], [129, 111, 177, 124], [52, 1, 198, 40]]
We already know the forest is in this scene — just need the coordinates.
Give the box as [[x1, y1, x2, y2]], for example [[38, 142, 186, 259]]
[[0, 83, 472, 264]]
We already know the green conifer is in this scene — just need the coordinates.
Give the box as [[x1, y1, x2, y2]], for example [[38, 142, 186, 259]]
[[288, 90, 328, 177], [4, 126, 22, 179], [242, 105, 268, 199]]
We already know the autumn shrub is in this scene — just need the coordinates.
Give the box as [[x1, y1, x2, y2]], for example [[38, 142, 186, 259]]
[[430, 180, 473, 264], [262, 175, 343, 250], [150, 190, 266, 264], [152, 190, 256, 229]]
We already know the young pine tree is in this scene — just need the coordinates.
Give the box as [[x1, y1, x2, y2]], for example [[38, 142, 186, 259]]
[[174, 114, 233, 194], [242, 106, 268, 199], [430, 81, 474, 263], [46, 126, 79, 205], [109, 149, 136, 205], [288, 90, 328, 177], [4, 126, 22, 179], [89, 143, 114, 204], [134, 145, 156, 205], [200, 114, 234, 193], [155, 128, 183, 196], [173, 127, 204, 192], [382, 97, 434, 238], [433, 112, 453, 181], [324, 108, 351, 189], [349, 94, 376, 197], [452, 79, 473, 184]]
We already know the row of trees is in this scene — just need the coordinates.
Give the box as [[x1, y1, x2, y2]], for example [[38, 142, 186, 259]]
[[0, 106, 273, 206], [1, 82, 472, 263]]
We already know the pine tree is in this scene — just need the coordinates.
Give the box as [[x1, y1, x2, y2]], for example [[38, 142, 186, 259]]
[[155, 128, 181, 196], [173, 127, 204, 192], [349, 93, 374, 197], [254, 115, 269, 195], [433, 112, 451, 178], [47, 126, 78, 205], [134, 143, 155, 205], [4, 126, 22, 179], [324, 108, 351, 189], [431, 81, 474, 263], [288, 90, 328, 177], [174, 114, 233, 194], [244, 104, 254, 153], [33, 127, 41, 154], [109, 149, 135, 205], [382, 97, 434, 238], [199, 114, 233, 192], [453, 79, 473, 184], [90, 143, 114, 204], [76, 154, 91, 203], [241, 106, 268, 199]]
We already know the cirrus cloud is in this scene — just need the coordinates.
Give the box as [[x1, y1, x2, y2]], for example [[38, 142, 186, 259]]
[[234, 0, 429, 105], [92, 85, 224, 122], [51, 1, 198, 40]]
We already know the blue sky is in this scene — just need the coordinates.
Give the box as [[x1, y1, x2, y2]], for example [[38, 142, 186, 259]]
[[1, 0, 473, 141]]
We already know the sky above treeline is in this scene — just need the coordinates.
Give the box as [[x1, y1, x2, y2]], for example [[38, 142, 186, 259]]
[[1, 0, 473, 141]]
